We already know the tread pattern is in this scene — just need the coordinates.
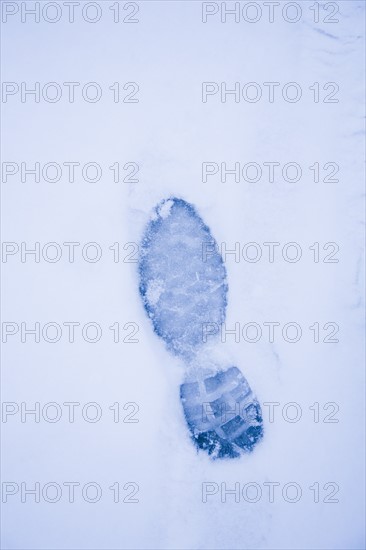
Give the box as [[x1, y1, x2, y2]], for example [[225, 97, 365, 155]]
[[181, 367, 263, 459]]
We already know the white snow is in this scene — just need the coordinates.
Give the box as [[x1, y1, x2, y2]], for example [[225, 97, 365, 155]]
[[145, 278, 165, 306], [157, 199, 174, 219], [1, 1, 365, 549]]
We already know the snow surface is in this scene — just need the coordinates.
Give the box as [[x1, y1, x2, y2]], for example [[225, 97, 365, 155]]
[[1, 1, 365, 549]]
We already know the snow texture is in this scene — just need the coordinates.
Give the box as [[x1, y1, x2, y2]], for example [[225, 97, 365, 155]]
[[181, 366, 263, 459], [139, 197, 227, 358], [2, 1, 365, 549]]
